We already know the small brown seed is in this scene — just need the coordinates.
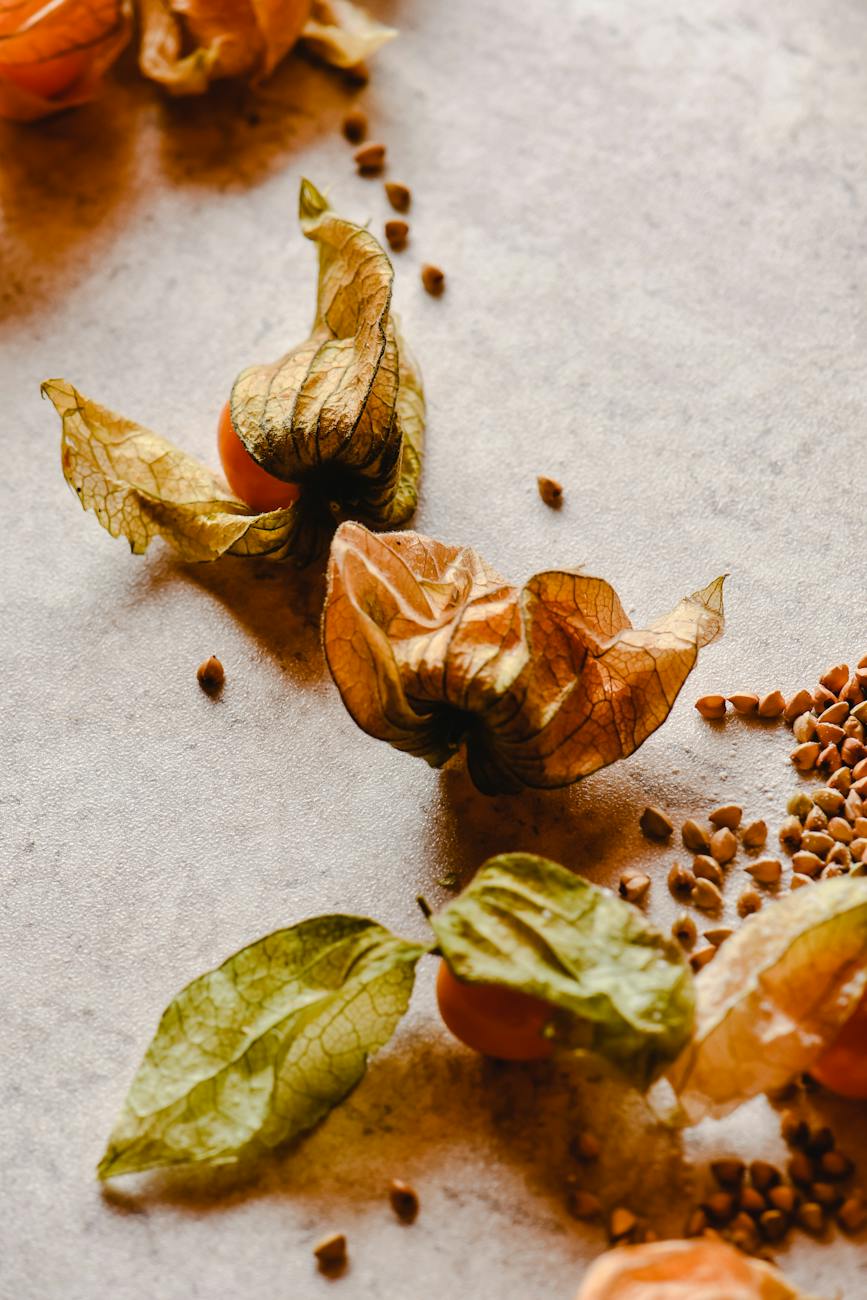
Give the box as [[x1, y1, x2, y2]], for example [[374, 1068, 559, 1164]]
[[567, 1190, 602, 1220], [389, 1179, 419, 1222], [781, 1111, 809, 1146], [811, 1182, 841, 1208], [796, 1202, 825, 1233], [741, 819, 768, 848], [854, 759, 867, 781], [739, 1186, 767, 1216], [791, 742, 820, 771], [745, 858, 782, 885], [693, 855, 724, 886], [768, 1185, 798, 1214], [852, 701, 867, 725], [729, 693, 759, 714], [822, 863, 848, 879], [818, 744, 842, 773], [851, 838, 867, 861], [758, 690, 785, 718], [788, 1152, 814, 1184], [690, 946, 717, 971], [759, 1208, 789, 1241], [708, 803, 743, 830], [537, 476, 563, 508], [846, 790, 865, 818], [820, 1150, 853, 1181], [793, 712, 818, 743], [813, 684, 837, 712], [828, 845, 851, 868], [828, 816, 854, 843], [354, 141, 386, 172], [711, 1159, 746, 1189], [342, 107, 368, 143], [791, 873, 812, 890], [695, 694, 727, 720], [314, 1233, 347, 1271], [778, 816, 803, 849], [384, 181, 411, 212], [738, 889, 763, 917], [840, 675, 864, 705], [828, 766, 852, 793], [820, 663, 850, 694], [801, 831, 834, 857], [682, 819, 712, 853], [805, 1126, 835, 1157], [817, 723, 845, 747], [668, 861, 696, 895], [853, 817, 867, 836], [671, 913, 697, 948], [844, 716, 865, 741], [818, 701, 850, 727], [693, 878, 723, 911], [854, 778, 867, 798], [860, 654, 867, 669], [842, 738, 867, 767], [619, 870, 651, 903], [704, 926, 733, 947], [570, 1131, 601, 1162], [196, 655, 224, 691], [803, 805, 828, 832], [787, 792, 814, 819], [703, 1191, 736, 1224], [639, 805, 673, 840], [812, 787, 845, 815], [710, 826, 737, 864], [729, 1213, 760, 1253], [792, 851, 823, 877], [384, 219, 409, 250], [750, 1161, 781, 1192], [784, 688, 814, 722], [421, 263, 445, 295], [837, 1194, 867, 1233], [609, 1207, 637, 1239]]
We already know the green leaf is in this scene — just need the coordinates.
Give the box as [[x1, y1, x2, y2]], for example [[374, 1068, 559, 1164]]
[[99, 916, 426, 1178], [669, 876, 867, 1120], [429, 853, 695, 1088]]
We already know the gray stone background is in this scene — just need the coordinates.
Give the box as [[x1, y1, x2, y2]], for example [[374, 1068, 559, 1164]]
[[2, 0, 866, 1296]]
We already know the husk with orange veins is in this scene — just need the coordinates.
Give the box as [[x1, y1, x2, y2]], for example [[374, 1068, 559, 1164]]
[[0, 0, 132, 122], [575, 1240, 817, 1300], [139, 0, 393, 93], [323, 523, 725, 795]]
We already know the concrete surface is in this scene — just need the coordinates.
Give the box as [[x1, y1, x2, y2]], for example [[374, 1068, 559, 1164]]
[[2, 1, 867, 1296]]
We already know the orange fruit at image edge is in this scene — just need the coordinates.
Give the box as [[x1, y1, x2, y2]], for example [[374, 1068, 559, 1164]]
[[436, 960, 555, 1062], [0, 49, 90, 98], [811, 988, 867, 1100], [217, 401, 300, 514]]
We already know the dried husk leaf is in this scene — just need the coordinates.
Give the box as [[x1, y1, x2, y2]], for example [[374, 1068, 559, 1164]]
[[0, 0, 132, 122], [139, 0, 392, 92], [323, 523, 725, 794], [45, 181, 423, 565], [669, 877, 867, 1120], [301, 0, 395, 69], [575, 1239, 818, 1299], [43, 379, 304, 562]]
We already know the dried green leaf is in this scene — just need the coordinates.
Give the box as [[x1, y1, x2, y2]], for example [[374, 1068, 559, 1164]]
[[323, 523, 724, 794], [99, 916, 426, 1178], [301, 0, 395, 69], [45, 182, 423, 565], [43, 379, 302, 562], [669, 876, 867, 1120], [430, 854, 694, 1088]]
